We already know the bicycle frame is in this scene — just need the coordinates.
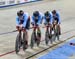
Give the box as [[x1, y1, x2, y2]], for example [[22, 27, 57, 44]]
[[52, 20, 60, 41], [15, 27, 28, 53], [30, 26, 41, 48], [44, 24, 53, 45]]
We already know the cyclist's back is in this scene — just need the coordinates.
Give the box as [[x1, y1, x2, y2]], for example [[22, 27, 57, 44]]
[[16, 10, 30, 29], [51, 10, 61, 24], [51, 10, 61, 35], [16, 10, 30, 50], [31, 11, 43, 26], [44, 11, 52, 25]]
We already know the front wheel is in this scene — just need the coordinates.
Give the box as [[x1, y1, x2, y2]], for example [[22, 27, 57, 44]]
[[15, 34, 22, 54], [45, 30, 49, 45], [30, 31, 36, 49], [23, 32, 28, 51], [36, 30, 41, 46], [23, 40, 28, 51]]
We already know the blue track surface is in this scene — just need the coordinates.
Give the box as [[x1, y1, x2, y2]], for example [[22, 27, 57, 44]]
[[38, 39, 75, 59]]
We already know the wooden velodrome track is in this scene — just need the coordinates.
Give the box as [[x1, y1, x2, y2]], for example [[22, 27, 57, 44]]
[[0, 0, 75, 59]]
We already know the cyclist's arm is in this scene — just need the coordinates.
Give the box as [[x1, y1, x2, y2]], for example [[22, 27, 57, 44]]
[[43, 16, 47, 25], [57, 12, 61, 24], [40, 13, 44, 24], [31, 16, 35, 25], [16, 17, 19, 26], [23, 14, 28, 27], [37, 15, 42, 25], [58, 14, 61, 24], [50, 14, 53, 25], [49, 12, 53, 24]]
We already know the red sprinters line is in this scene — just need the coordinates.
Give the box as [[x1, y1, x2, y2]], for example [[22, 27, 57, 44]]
[[0, 50, 15, 57]]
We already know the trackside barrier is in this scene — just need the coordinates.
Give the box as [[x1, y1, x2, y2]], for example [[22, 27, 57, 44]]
[[0, 0, 42, 8]]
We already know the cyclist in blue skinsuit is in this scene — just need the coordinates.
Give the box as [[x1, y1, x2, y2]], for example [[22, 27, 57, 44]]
[[51, 10, 61, 35], [44, 11, 52, 34], [31, 11, 43, 39], [16, 10, 30, 48]]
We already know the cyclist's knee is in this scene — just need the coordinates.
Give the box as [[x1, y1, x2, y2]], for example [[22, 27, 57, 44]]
[[50, 25, 52, 29], [33, 28, 36, 31], [26, 31, 28, 40], [57, 24, 61, 29], [37, 27, 40, 30], [23, 29, 28, 39], [37, 27, 41, 32]]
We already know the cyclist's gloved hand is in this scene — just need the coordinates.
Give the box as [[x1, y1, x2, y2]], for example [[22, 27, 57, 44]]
[[16, 26, 19, 31]]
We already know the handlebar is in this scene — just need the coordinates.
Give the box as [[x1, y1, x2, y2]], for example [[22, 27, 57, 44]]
[[29, 26, 40, 29]]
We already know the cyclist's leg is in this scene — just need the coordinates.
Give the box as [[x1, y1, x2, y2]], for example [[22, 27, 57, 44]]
[[37, 27, 41, 38], [45, 24, 50, 45], [16, 26, 22, 39], [33, 27, 37, 42], [52, 24, 56, 42], [53, 23, 60, 41], [49, 24, 52, 38], [58, 24, 61, 35], [23, 30, 28, 41], [36, 27, 41, 46], [49, 24, 52, 33], [45, 24, 49, 37], [23, 29, 28, 49]]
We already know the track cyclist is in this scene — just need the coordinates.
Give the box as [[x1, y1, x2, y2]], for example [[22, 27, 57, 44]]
[[16, 10, 30, 49], [51, 10, 61, 35]]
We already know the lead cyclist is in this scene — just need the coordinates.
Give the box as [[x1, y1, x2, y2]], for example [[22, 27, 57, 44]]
[[16, 10, 30, 49]]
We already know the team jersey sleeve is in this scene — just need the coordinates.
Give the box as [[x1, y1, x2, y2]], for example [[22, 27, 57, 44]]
[[49, 12, 53, 24], [31, 16, 35, 24], [43, 15, 47, 24], [16, 17, 19, 26], [57, 11, 61, 24], [23, 13, 28, 27], [37, 12, 43, 25], [37, 16, 42, 25]]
